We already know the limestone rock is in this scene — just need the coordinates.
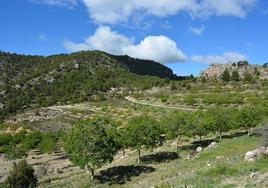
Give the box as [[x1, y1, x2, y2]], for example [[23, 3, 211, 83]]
[[206, 142, 217, 150], [196, 146, 203, 153], [245, 146, 268, 163]]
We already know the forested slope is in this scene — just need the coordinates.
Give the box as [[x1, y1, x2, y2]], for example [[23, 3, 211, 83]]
[[0, 50, 179, 121]]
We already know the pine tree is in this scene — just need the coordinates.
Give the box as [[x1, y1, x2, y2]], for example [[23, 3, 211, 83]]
[[231, 70, 240, 81], [221, 69, 230, 82]]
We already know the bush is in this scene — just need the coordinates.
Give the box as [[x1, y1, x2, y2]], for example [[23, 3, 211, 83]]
[[4, 160, 37, 188], [161, 98, 168, 103]]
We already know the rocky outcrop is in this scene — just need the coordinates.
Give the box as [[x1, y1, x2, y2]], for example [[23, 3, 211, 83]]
[[244, 146, 268, 162], [200, 61, 268, 80]]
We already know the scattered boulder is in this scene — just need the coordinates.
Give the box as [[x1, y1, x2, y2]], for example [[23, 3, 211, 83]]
[[74, 63, 80, 69], [206, 142, 217, 150], [196, 146, 203, 153], [245, 147, 268, 162], [245, 151, 256, 162]]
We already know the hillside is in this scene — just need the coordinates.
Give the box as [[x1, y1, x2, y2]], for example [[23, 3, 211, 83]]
[[200, 61, 268, 80], [0, 51, 179, 121]]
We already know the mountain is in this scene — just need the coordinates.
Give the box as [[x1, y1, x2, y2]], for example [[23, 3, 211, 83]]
[[0, 50, 178, 120], [200, 61, 268, 80]]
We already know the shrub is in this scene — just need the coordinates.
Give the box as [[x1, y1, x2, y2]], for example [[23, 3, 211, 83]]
[[4, 160, 37, 188], [39, 132, 58, 154]]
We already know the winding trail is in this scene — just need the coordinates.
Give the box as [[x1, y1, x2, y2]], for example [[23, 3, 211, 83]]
[[125, 96, 202, 111]]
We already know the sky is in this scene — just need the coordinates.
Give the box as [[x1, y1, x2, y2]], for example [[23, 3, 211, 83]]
[[0, 0, 268, 76]]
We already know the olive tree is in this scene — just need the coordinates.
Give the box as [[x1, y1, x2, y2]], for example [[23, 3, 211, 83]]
[[64, 118, 119, 180]]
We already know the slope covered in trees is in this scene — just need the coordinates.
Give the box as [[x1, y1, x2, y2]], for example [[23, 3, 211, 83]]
[[0, 51, 180, 121]]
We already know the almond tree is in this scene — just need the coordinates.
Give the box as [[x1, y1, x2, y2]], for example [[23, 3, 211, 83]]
[[161, 111, 188, 152], [126, 116, 163, 163], [64, 118, 119, 180]]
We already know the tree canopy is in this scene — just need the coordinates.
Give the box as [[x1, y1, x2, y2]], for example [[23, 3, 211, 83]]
[[64, 118, 119, 179]]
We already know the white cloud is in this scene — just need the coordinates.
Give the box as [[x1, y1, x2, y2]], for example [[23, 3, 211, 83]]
[[64, 26, 186, 63], [189, 25, 205, 35], [82, 0, 257, 24], [31, 0, 78, 8], [123, 36, 187, 63], [191, 52, 247, 64]]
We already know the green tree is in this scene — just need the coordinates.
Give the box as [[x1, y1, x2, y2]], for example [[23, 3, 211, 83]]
[[210, 107, 235, 140], [161, 111, 188, 152], [221, 69, 230, 82], [126, 116, 163, 163], [4, 160, 37, 188], [115, 128, 131, 157], [186, 110, 213, 141], [243, 71, 254, 83], [237, 107, 263, 136], [64, 118, 118, 180], [231, 70, 240, 81]]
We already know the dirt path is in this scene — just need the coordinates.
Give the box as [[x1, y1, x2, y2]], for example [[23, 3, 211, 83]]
[[125, 96, 202, 111]]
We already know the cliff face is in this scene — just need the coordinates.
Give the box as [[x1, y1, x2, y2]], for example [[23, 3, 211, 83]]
[[200, 61, 268, 80]]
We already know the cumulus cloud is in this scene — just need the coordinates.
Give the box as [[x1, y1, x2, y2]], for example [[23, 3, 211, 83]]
[[31, 0, 78, 8], [191, 52, 247, 64], [64, 26, 186, 63], [189, 25, 205, 35], [123, 36, 187, 63], [82, 0, 257, 24]]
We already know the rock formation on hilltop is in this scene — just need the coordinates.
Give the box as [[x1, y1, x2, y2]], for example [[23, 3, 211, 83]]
[[200, 61, 268, 80]]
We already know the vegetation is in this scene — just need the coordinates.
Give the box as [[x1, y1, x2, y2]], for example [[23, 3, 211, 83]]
[[0, 51, 180, 121], [0, 129, 60, 159], [64, 118, 119, 180], [125, 116, 163, 163], [4, 160, 37, 188], [231, 70, 240, 81], [221, 69, 230, 82], [1, 51, 268, 187]]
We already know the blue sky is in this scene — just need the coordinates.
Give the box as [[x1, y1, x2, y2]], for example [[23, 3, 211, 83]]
[[0, 0, 268, 76]]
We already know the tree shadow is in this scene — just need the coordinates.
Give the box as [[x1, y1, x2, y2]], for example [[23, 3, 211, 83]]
[[140, 152, 180, 164], [178, 139, 216, 151], [220, 131, 248, 139], [95, 165, 155, 185]]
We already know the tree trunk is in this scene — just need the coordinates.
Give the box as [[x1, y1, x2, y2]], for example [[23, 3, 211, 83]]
[[122, 149, 125, 157], [175, 136, 180, 152], [137, 149, 141, 163], [247, 127, 251, 137], [90, 168, 95, 181], [219, 128, 222, 140]]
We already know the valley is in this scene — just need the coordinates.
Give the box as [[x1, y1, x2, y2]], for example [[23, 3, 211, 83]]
[[1, 51, 268, 188]]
